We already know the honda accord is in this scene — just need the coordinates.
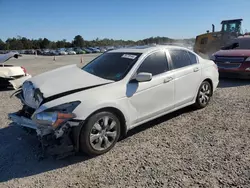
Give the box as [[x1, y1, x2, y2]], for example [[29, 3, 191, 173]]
[[8, 45, 219, 157]]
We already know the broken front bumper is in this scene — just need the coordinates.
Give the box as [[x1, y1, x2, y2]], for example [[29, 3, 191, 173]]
[[8, 112, 54, 136], [8, 111, 83, 158], [8, 112, 38, 130], [8, 111, 81, 137]]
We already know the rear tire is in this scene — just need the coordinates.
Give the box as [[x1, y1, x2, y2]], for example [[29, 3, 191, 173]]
[[79, 111, 121, 156], [194, 81, 212, 109]]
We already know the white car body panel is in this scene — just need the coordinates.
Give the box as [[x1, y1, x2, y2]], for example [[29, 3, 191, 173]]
[[10, 45, 219, 136], [173, 64, 202, 107], [33, 81, 134, 125], [9, 74, 32, 89], [127, 71, 175, 124], [0, 66, 25, 78]]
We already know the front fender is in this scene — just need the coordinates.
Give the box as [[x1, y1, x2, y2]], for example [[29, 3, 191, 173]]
[[73, 100, 130, 124], [36, 93, 131, 127]]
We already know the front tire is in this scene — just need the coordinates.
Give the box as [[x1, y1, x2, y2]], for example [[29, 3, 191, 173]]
[[194, 81, 212, 109], [79, 111, 121, 156]]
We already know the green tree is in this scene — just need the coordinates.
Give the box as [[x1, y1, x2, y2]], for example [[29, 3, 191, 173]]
[[6, 38, 24, 50], [40, 38, 50, 49], [0, 35, 195, 50], [0, 39, 5, 50], [21, 37, 33, 49], [73, 35, 84, 47]]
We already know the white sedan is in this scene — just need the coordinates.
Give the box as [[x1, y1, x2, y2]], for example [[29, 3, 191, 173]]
[[8, 45, 219, 157]]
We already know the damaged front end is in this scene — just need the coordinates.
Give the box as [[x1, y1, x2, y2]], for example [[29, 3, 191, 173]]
[[8, 81, 82, 159]]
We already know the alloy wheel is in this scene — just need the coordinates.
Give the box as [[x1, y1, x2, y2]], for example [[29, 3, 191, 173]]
[[89, 116, 118, 151], [199, 83, 211, 105]]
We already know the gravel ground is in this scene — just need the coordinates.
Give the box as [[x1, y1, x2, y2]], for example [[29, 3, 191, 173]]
[[0, 54, 250, 188]]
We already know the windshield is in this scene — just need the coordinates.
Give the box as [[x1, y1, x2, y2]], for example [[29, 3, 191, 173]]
[[222, 21, 242, 34], [221, 38, 250, 50], [82, 52, 142, 81]]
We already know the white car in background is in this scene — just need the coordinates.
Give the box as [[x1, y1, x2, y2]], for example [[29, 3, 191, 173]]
[[8, 45, 219, 158], [67, 50, 76, 55], [0, 52, 31, 89], [59, 50, 68, 55]]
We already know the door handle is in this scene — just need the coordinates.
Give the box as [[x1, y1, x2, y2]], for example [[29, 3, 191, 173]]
[[163, 77, 173, 83], [193, 67, 200, 72]]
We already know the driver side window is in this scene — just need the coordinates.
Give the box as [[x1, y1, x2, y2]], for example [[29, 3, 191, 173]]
[[137, 51, 169, 76]]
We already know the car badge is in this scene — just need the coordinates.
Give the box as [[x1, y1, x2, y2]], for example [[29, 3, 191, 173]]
[[224, 61, 230, 64]]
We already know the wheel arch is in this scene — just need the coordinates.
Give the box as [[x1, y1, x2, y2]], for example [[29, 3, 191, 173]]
[[73, 106, 128, 152], [87, 107, 128, 138]]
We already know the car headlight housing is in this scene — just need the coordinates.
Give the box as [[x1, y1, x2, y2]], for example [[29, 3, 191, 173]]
[[245, 57, 250, 62], [22, 81, 43, 109], [32, 101, 80, 129]]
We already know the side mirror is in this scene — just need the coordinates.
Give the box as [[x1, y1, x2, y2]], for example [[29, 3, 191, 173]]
[[135, 72, 152, 82]]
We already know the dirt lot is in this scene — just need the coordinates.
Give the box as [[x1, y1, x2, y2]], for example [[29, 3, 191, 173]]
[[0, 54, 250, 188]]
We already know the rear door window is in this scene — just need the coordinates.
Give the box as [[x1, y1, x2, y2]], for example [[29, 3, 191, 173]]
[[169, 49, 192, 69], [187, 51, 198, 65]]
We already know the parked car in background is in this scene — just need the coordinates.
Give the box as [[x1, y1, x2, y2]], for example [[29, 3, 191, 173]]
[[49, 50, 60, 56], [64, 48, 76, 55], [10, 50, 20, 54], [19, 50, 26, 54], [106, 46, 114, 51], [43, 49, 50, 55], [36, 49, 43, 55], [0, 52, 31, 89], [68, 50, 76, 55], [210, 36, 250, 79], [83, 48, 92, 53], [59, 50, 68, 55], [8, 45, 218, 157], [99, 47, 107, 53], [74, 48, 86, 54], [88, 47, 100, 53]]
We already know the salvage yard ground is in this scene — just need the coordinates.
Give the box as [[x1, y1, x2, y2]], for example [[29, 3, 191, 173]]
[[0, 54, 250, 188]]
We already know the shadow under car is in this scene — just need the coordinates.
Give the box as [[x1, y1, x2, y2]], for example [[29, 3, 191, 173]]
[[0, 105, 196, 183]]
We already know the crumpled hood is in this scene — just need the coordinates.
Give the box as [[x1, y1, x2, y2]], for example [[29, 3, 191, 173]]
[[29, 64, 114, 98]]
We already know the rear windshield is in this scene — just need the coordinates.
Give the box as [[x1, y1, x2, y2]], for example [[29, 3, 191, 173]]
[[82, 52, 142, 81]]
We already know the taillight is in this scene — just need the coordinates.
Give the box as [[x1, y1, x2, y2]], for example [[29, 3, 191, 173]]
[[21, 66, 27, 76]]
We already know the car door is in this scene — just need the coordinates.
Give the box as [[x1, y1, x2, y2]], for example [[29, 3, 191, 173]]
[[127, 50, 175, 123], [168, 49, 202, 107]]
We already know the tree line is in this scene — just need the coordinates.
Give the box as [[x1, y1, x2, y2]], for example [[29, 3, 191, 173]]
[[0, 35, 195, 50]]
